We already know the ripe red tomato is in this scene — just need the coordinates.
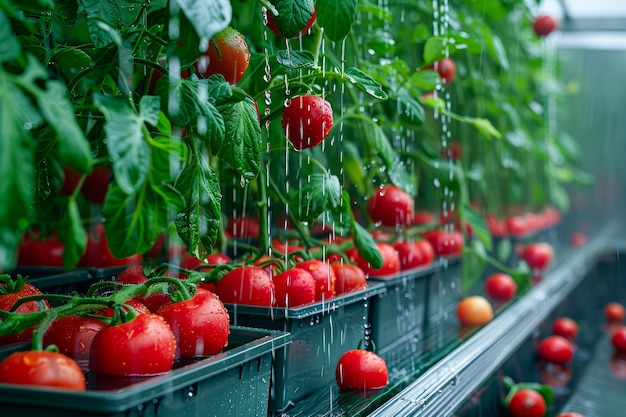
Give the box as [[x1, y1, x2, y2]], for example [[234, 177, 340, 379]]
[[611, 327, 626, 352], [265, 8, 316, 38], [533, 15, 558, 37], [520, 243, 554, 271], [80, 166, 112, 204], [0, 281, 50, 345], [556, 413, 584, 417], [282, 95, 333, 151], [331, 263, 367, 294], [537, 335, 574, 364], [90, 314, 176, 376], [430, 57, 456, 85], [605, 302, 625, 322], [43, 315, 107, 359], [456, 296, 493, 326], [226, 216, 260, 239], [506, 216, 529, 237], [115, 265, 171, 312], [484, 273, 517, 301], [17, 234, 65, 268], [0, 350, 85, 391], [273, 268, 316, 308], [157, 289, 230, 357], [485, 214, 507, 238], [59, 166, 82, 196], [335, 349, 388, 390], [196, 26, 250, 84], [423, 228, 463, 256], [216, 265, 275, 306], [508, 388, 547, 417], [552, 317, 579, 340], [346, 242, 400, 277], [393, 241, 425, 270], [296, 259, 336, 301], [366, 185, 415, 227], [411, 210, 435, 226], [444, 142, 462, 160], [415, 239, 435, 265], [79, 223, 143, 268]]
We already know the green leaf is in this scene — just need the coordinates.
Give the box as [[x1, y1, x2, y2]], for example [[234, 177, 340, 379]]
[[37, 79, 92, 174], [497, 238, 512, 263], [343, 67, 387, 100], [276, 50, 316, 69], [483, 29, 509, 70], [0, 11, 20, 63], [50, 46, 92, 78], [215, 95, 261, 182], [316, 0, 358, 42], [293, 173, 342, 222], [268, 0, 315, 38], [352, 222, 383, 270], [422, 34, 481, 65], [0, 79, 36, 269], [59, 200, 87, 269], [93, 94, 151, 195], [396, 87, 425, 125], [139, 95, 161, 127], [176, 0, 232, 41], [460, 204, 492, 251], [175, 151, 221, 259], [104, 182, 182, 258], [461, 245, 487, 293], [53, 0, 80, 25], [8, 0, 55, 13], [410, 70, 441, 91], [77, 0, 123, 48], [342, 141, 366, 195]]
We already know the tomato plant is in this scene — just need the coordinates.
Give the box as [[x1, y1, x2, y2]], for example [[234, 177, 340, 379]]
[[216, 265, 275, 306], [196, 26, 250, 85], [611, 326, 626, 353], [281, 95, 333, 151], [273, 268, 316, 308], [537, 335, 574, 364], [456, 296, 493, 326], [296, 259, 336, 301], [552, 317, 579, 340], [90, 313, 176, 376], [366, 185, 415, 227], [335, 349, 389, 390], [605, 302, 625, 322], [0, 350, 85, 391], [331, 263, 367, 295], [484, 273, 517, 301], [508, 388, 547, 417], [157, 289, 230, 357]]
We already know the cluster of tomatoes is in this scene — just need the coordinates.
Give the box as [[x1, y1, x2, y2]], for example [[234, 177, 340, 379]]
[[486, 206, 562, 239]]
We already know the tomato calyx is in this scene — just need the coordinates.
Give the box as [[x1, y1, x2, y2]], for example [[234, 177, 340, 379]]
[[0, 273, 27, 295], [503, 376, 554, 412]]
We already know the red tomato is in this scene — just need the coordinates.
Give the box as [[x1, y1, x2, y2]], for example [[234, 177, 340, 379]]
[[226, 216, 260, 239], [508, 388, 547, 417], [456, 296, 493, 326], [393, 241, 425, 270], [520, 243, 554, 271], [0, 281, 50, 345], [59, 166, 82, 196], [444, 142, 462, 160], [506, 216, 529, 237], [331, 263, 367, 294], [282, 95, 333, 151], [79, 223, 143, 268], [115, 265, 170, 312], [296, 259, 336, 301], [346, 242, 400, 277], [196, 26, 250, 84], [415, 239, 435, 265], [430, 58, 456, 85], [611, 326, 626, 352], [90, 314, 176, 376], [17, 235, 65, 268], [411, 210, 435, 226], [366, 185, 415, 227], [80, 166, 111, 204], [552, 317, 579, 340], [43, 315, 107, 358], [265, 8, 316, 38], [273, 268, 316, 308], [423, 229, 463, 256], [335, 349, 388, 390], [157, 289, 230, 357], [538, 335, 574, 364], [570, 232, 587, 247], [556, 413, 584, 417], [605, 302, 625, 322], [533, 15, 558, 37], [0, 350, 85, 391], [486, 214, 507, 238], [216, 266, 275, 306], [484, 273, 517, 301]]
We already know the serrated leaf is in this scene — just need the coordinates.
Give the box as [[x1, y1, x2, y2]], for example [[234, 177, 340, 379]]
[[93, 94, 151, 195], [276, 50, 316, 69], [104, 182, 179, 258], [59, 200, 87, 269], [0, 11, 20, 63], [352, 222, 383, 270], [316, 0, 357, 42], [294, 173, 342, 222], [215, 95, 261, 182], [343, 67, 387, 100], [176, 0, 231, 41], [78, 0, 123, 48], [460, 204, 492, 251], [175, 151, 221, 258], [269, 0, 315, 38]]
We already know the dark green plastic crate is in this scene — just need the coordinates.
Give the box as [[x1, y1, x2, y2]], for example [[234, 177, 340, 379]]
[[224, 283, 385, 411], [0, 326, 289, 417]]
